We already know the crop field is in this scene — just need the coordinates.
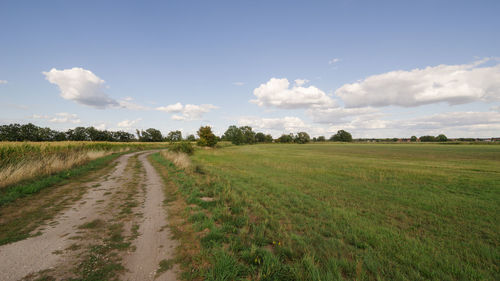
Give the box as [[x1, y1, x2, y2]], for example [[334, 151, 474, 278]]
[[0, 141, 168, 205], [153, 143, 500, 280]]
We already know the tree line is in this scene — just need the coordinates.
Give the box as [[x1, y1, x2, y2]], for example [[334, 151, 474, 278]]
[[1, 122, 450, 144]]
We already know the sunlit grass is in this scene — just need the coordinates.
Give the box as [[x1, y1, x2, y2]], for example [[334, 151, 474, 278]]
[[157, 143, 500, 280]]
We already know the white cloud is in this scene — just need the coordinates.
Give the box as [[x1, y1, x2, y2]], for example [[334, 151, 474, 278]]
[[31, 114, 49, 119], [50, 113, 81, 124], [251, 78, 335, 109], [156, 102, 183, 113], [327, 111, 500, 138], [117, 118, 142, 128], [402, 111, 500, 130], [233, 82, 245, 86], [43, 67, 118, 109], [94, 123, 107, 130], [336, 59, 500, 108], [294, 79, 309, 87], [118, 97, 149, 110], [31, 112, 81, 124], [171, 115, 186, 121], [156, 103, 218, 121], [307, 107, 378, 124], [238, 116, 308, 132], [329, 58, 340, 64], [0, 80, 7, 84]]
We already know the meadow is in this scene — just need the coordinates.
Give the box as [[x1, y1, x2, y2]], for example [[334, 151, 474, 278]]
[[153, 143, 500, 280]]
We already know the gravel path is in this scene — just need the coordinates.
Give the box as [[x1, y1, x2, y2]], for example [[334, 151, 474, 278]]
[[121, 152, 178, 281], [0, 151, 177, 281]]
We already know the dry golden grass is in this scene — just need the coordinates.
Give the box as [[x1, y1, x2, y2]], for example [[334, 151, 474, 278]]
[[0, 149, 127, 188], [0, 141, 170, 188], [160, 150, 191, 169]]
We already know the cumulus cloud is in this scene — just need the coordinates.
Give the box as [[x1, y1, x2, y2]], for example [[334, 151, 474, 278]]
[[117, 118, 142, 128], [329, 58, 340, 64], [94, 123, 107, 130], [0, 80, 7, 84], [307, 107, 378, 124], [156, 103, 218, 121], [251, 78, 335, 109], [402, 111, 500, 130], [43, 67, 118, 109], [49, 113, 81, 124], [118, 97, 149, 110], [294, 79, 309, 87], [31, 112, 81, 124], [156, 102, 183, 113], [238, 116, 308, 132], [327, 111, 500, 138], [336, 59, 500, 108]]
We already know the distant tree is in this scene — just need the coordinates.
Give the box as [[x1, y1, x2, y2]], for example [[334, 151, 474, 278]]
[[330, 130, 353, 142], [255, 132, 266, 143], [146, 128, 163, 142], [410, 136, 417, 142], [224, 125, 244, 145], [197, 126, 217, 147], [294, 132, 310, 144], [264, 134, 273, 143], [420, 135, 436, 142], [277, 134, 294, 143], [317, 136, 326, 142], [67, 127, 88, 141], [112, 131, 135, 142], [186, 134, 196, 141], [240, 126, 256, 144], [166, 130, 183, 142], [436, 134, 448, 142]]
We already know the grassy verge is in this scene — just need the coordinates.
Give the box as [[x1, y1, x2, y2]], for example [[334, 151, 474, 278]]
[[152, 144, 499, 280]]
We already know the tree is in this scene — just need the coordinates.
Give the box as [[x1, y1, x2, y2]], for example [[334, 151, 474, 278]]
[[277, 134, 294, 143], [186, 134, 196, 141], [330, 130, 353, 142], [224, 125, 244, 145], [197, 126, 217, 147], [166, 130, 182, 142], [317, 136, 326, 142], [146, 128, 163, 142], [410, 136, 417, 142], [255, 132, 266, 143], [436, 134, 448, 142], [294, 132, 310, 144], [240, 126, 256, 144], [420, 135, 435, 142], [265, 134, 273, 143], [67, 127, 88, 141]]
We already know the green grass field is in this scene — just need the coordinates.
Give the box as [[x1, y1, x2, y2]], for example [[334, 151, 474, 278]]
[[156, 143, 499, 280]]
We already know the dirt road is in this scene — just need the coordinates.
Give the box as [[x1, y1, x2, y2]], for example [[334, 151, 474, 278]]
[[0, 151, 177, 281]]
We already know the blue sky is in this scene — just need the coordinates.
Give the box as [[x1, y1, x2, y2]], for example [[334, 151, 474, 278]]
[[1, 0, 499, 138]]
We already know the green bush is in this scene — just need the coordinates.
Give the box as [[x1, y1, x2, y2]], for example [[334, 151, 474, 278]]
[[169, 141, 194, 155]]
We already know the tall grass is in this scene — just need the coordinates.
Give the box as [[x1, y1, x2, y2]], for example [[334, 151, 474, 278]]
[[0, 141, 167, 188], [160, 150, 191, 169]]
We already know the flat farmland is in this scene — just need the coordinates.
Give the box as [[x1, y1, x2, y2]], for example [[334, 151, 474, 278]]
[[159, 143, 499, 280]]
